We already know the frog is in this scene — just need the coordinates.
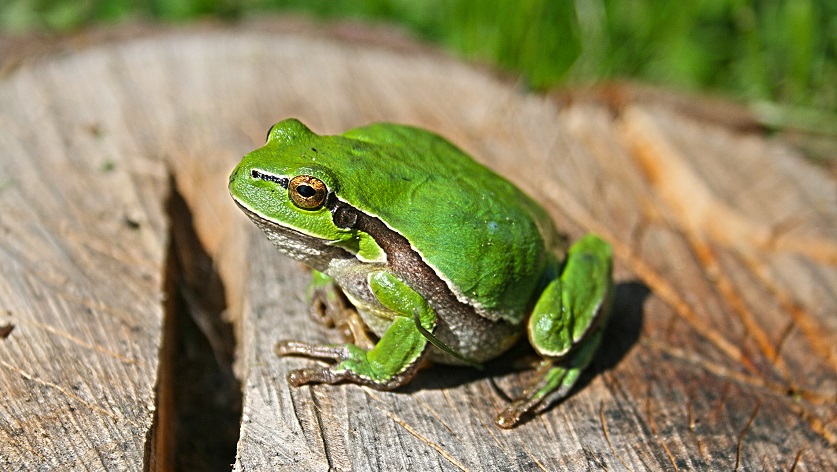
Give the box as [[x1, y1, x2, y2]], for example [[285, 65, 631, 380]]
[[228, 118, 614, 428]]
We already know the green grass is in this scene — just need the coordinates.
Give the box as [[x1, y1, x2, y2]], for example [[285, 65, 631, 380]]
[[2, 0, 835, 116]]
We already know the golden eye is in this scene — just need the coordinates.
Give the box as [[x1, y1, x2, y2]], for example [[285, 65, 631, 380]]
[[288, 175, 327, 210]]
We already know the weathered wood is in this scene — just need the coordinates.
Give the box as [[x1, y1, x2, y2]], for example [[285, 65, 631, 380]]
[[1, 21, 835, 470], [0, 36, 171, 469]]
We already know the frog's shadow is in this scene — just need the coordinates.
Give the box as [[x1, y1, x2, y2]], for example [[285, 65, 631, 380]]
[[401, 281, 649, 398]]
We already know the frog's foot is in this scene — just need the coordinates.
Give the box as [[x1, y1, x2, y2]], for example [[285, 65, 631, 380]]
[[275, 340, 353, 386], [307, 286, 339, 327], [497, 315, 609, 429], [495, 360, 581, 428], [275, 337, 423, 391], [307, 271, 376, 350], [306, 271, 346, 327]]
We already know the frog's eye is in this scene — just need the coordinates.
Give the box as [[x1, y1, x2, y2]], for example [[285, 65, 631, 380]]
[[288, 175, 327, 210]]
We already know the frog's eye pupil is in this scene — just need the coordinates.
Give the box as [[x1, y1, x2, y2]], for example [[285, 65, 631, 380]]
[[297, 184, 316, 198], [288, 175, 327, 210]]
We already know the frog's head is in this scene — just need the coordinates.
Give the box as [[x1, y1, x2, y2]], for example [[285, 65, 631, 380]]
[[229, 119, 362, 269]]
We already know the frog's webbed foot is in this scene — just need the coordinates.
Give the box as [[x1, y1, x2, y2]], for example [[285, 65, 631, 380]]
[[275, 339, 421, 390], [306, 270, 347, 327], [275, 341, 356, 386], [496, 319, 609, 428], [306, 270, 376, 350], [275, 340, 346, 385], [495, 359, 581, 428]]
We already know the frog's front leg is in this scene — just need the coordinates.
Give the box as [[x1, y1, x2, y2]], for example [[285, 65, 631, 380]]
[[497, 234, 613, 428], [276, 271, 436, 390]]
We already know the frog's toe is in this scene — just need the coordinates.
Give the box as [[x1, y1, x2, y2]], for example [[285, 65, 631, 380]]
[[275, 340, 348, 360], [496, 404, 527, 429], [495, 393, 545, 428], [287, 367, 348, 386]]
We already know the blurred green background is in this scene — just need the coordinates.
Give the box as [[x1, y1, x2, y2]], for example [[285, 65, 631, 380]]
[[2, 0, 835, 121]]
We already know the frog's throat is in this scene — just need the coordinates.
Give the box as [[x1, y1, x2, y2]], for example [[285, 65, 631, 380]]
[[232, 199, 352, 272]]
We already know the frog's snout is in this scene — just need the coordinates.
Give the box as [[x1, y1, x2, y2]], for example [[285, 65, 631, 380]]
[[228, 162, 244, 187]]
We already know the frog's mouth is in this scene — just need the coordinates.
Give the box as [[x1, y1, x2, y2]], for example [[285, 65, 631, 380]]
[[232, 199, 352, 270]]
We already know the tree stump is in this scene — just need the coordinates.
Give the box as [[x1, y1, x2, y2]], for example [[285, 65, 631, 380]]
[[1, 20, 834, 471]]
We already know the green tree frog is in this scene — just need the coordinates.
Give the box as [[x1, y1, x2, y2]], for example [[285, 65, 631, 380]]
[[229, 119, 613, 428]]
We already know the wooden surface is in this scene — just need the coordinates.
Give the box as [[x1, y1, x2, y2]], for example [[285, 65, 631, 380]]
[[1, 21, 835, 471]]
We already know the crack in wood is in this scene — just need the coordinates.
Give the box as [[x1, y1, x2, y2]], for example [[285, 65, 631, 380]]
[[382, 408, 470, 472], [145, 181, 242, 471]]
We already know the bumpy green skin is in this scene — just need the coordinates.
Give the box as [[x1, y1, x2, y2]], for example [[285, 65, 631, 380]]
[[230, 119, 562, 322], [529, 234, 613, 357], [229, 119, 613, 427], [341, 123, 565, 322]]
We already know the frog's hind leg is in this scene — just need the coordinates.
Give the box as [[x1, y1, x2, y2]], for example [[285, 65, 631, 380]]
[[496, 234, 613, 428]]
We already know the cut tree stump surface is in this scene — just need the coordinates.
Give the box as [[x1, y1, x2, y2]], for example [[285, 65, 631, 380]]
[[0, 21, 835, 471]]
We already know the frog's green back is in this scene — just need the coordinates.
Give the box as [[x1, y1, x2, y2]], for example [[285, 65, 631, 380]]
[[335, 123, 561, 321]]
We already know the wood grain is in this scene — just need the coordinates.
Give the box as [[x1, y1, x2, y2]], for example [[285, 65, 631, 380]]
[[0, 21, 834, 471]]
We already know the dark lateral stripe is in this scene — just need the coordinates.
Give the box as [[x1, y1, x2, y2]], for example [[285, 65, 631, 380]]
[[251, 169, 289, 188], [328, 199, 474, 318]]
